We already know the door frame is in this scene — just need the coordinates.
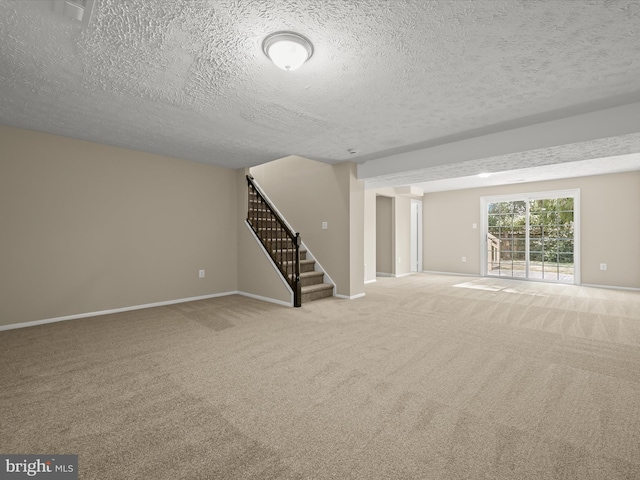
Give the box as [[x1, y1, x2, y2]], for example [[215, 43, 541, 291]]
[[479, 189, 581, 284], [410, 199, 423, 273]]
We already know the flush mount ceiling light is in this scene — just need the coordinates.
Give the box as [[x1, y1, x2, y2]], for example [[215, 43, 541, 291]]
[[478, 172, 491, 178], [52, 0, 95, 26], [262, 32, 313, 71]]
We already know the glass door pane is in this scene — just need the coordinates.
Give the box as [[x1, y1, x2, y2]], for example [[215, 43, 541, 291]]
[[529, 197, 574, 283], [487, 196, 574, 284], [486, 200, 526, 278]]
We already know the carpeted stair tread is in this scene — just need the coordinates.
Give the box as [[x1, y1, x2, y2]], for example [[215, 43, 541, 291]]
[[300, 271, 323, 279], [301, 283, 334, 302], [283, 259, 315, 266], [273, 248, 307, 254], [301, 283, 333, 293]]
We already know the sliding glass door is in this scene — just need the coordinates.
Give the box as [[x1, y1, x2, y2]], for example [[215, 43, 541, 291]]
[[482, 190, 579, 284], [487, 200, 527, 278]]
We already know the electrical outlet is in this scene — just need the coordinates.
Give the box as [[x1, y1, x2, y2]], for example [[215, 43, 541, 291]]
[[599, 263, 607, 271], [472, 223, 477, 229], [462, 256, 467, 262], [322, 221, 328, 230], [199, 269, 205, 278]]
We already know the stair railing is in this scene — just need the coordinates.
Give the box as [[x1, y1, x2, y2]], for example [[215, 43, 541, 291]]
[[246, 175, 301, 307]]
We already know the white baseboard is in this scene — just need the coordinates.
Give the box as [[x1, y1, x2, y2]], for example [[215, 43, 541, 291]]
[[364, 279, 377, 284], [0, 292, 237, 332], [375, 272, 414, 278], [236, 291, 292, 307], [335, 293, 366, 300], [581, 283, 640, 292], [421, 272, 638, 292], [422, 270, 481, 277]]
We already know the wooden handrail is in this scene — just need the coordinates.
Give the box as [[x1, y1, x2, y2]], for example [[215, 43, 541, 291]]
[[246, 175, 301, 307]]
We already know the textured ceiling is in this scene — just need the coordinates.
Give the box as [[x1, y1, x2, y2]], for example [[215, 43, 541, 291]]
[[1, 0, 640, 189], [409, 153, 640, 193]]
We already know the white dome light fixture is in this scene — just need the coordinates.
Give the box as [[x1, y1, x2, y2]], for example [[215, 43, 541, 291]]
[[262, 32, 313, 71]]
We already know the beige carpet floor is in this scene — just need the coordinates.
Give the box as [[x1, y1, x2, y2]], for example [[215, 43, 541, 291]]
[[1, 274, 640, 479]]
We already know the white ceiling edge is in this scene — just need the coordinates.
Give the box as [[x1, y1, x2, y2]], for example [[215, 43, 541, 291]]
[[362, 128, 640, 191], [358, 101, 640, 181], [359, 99, 640, 192], [363, 141, 640, 193], [404, 154, 640, 194]]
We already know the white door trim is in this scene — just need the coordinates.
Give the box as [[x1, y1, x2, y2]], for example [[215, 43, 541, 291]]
[[410, 199, 423, 273], [480, 189, 580, 284]]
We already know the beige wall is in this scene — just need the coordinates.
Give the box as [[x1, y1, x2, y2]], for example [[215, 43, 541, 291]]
[[0, 125, 238, 326], [250, 156, 364, 297], [423, 189, 479, 275], [423, 171, 640, 288], [376, 196, 393, 274], [579, 172, 640, 287], [394, 195, 412, 276], [347, 162, 365, 295], [364, 190, 377, 282]]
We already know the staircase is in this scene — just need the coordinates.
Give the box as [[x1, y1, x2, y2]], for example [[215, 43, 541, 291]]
[[247, 175, 334, 306], [274, 242, 334, 303]]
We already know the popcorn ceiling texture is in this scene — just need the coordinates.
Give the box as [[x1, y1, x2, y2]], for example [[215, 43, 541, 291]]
[[1, 0, 640, 176], [365, 133, 640, 190]]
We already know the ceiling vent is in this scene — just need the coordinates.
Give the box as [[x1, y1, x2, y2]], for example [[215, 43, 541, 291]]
[[52, 0, 95, 26]]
